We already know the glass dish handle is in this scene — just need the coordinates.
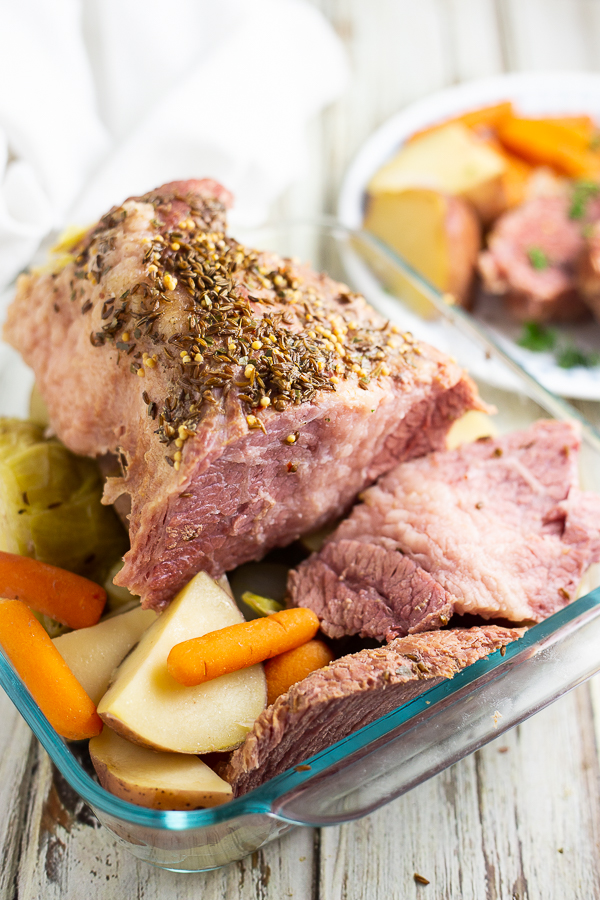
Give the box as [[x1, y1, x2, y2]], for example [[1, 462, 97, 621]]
[[272, 593, 600, 827]]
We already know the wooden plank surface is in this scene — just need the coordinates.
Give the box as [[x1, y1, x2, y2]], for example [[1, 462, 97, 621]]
[[319, 686, 600, 900], [3, 1, 600, 897]]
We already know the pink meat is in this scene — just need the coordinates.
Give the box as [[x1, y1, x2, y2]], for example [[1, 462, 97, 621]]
[[226, 625, 523, 796], [478, 195, 589, 322], [4, 180, 483, 609], [577, 220, 600, 322], [290, 420, 600, 630]]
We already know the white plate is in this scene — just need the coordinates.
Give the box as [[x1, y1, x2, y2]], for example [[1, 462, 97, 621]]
[[338, 71, 600, 400]]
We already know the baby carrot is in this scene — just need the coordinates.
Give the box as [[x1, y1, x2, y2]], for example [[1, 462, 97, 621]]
[[264, 639, 335, 706], [0, 600, 103, 740], [0, 551, 106, 629], [168, 607, 320, 687]]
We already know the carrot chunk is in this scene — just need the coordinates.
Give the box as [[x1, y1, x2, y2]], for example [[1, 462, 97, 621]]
[[0, 600, 103, 740], [264, 639, 335, 705], [0, 551, 106, 629], [497, 117, 600, 179], [536, 115, 596, 143], [168, 607, 320, 687], [409, 101, 514, 142]]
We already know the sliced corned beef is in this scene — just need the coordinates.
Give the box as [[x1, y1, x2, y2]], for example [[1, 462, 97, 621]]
[[289, 420, 600, 635], [577, 220, 600, 322], [226, 625, 523, 796], [289, 538, 454, 641], [4, 180, 482, 610], [478, 195, 590, 322]]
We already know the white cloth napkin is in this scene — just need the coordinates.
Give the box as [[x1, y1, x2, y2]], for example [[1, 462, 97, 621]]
[[0, 0, 347, 290]]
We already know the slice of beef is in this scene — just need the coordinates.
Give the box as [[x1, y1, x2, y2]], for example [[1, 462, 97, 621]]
[[577, 220, 600, 322], [4, 180, 483, 610], [290, 420, 600, 633], [288, 538, 454, 641], [478, 195, 589, 322], [226, 625, 523, 796], [543, 488, 600, 564]]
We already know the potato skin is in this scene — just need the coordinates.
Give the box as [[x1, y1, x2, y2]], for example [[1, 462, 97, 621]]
[[89, 732, 233, 810], [364, 188, 481, 309], [93, 760, 230, 810], [444, 195, 482, 309]]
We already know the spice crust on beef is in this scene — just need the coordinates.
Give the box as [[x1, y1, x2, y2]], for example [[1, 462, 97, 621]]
[[54, 179, 437, 457], [226, 625, 523, 796], [4, 179, 484, 609]]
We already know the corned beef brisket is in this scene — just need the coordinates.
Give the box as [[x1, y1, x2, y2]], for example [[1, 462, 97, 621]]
[[4, 179, 482, 610], [226, 625, 523, 796], [289, 420, 600, 639]]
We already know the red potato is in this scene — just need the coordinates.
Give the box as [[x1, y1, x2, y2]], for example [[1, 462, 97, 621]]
[[364, 187, 481, 310]]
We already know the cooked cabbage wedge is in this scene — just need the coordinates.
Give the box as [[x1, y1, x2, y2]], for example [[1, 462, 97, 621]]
[[240, 591, 284, 617], [0, 418, 128, 585]]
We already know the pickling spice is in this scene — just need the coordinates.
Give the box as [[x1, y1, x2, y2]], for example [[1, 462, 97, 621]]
[[70, 188, 416, 468]]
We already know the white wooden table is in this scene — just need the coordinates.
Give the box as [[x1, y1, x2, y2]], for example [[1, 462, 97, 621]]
[[4, 1, 600, 897]]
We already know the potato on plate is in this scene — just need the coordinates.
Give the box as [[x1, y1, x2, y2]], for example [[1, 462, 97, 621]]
[[364, 187, 480, 308], [367, 122, 508, 223]]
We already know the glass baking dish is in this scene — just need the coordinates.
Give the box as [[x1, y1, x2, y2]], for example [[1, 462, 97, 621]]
[[1, 220, 600, 873]]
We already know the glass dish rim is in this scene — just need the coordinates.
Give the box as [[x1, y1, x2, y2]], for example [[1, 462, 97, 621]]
[[3, 590, 600, 831], [1, 216, 599, 834]]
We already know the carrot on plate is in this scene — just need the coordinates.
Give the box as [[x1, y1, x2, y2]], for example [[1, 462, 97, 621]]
[[264, 639, 335, 706], [408, 101, 514, 142], [537, 115, 597, 143], [497, 117, 600, 179], [0, 551, 106, 629], [0, 599, 103, 740], [168, 607, 320, 687]]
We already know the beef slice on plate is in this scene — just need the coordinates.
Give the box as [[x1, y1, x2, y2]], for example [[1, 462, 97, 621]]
[[289, 420, 600, 639], [576, 219, 600, 323], [226, 625, 523, 796], [477, 195, 591, 322], [4, 179, 483, 610]]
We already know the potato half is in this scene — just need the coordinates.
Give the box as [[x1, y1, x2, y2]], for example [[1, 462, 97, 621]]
[[364, 187, 481, 308], [97, 572, 266, 754], [368, 123, 507, 223], [53, 606, 157, 704], [90, 727, 232, 810]]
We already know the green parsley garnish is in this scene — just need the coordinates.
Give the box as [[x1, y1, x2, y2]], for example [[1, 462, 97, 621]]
[[517, 321, 557, 353], [556, 345, 600, 369], [569, 180, 600, 220], [517, 322, 599, 368], [527, 246, 549, 270]]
